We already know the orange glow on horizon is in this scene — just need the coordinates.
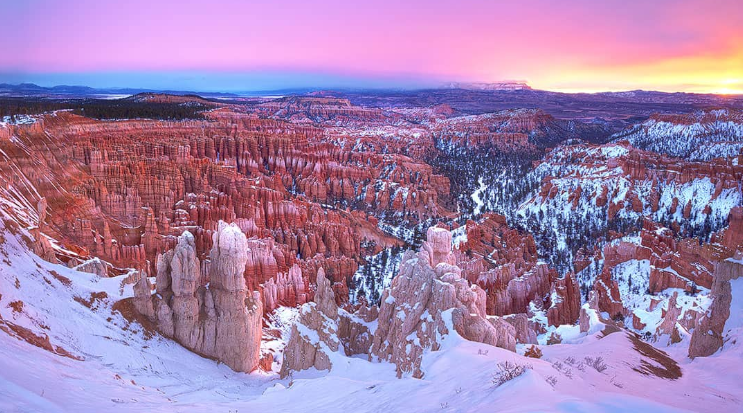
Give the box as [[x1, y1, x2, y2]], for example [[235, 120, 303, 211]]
[[527, 50, 743, 95], [3, 0, 743, 93]]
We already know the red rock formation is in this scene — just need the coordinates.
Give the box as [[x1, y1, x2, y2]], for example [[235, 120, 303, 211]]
[[593, 269, 625, 319], [595, 218, 738, 296], [656, 291, 683, 344], [430, 109, 570, 151], [370, 227, 517, 378], [133, 223, 263, 372], [2, 109, 428, 308], [546, 272, 581, 326], [280, 268, 373, 378], [29, 227, 57, 264], [715, 206, 743, 251], [452, 214, 579, 325], [504, 313, 538, 344], [689, 255, 743, 358], [262, 263, 306, 313]]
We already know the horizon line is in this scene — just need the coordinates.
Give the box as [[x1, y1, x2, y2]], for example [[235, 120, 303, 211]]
[[2, 81, 743, 97]]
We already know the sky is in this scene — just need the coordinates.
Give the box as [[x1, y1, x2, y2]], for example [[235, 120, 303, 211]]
[[2, 0, 742, 93]]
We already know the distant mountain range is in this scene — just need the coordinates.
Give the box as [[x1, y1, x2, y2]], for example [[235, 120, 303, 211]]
[[5, 81, 743, 101], [3, 83, 743, 129], [0, 83, 245, 98]]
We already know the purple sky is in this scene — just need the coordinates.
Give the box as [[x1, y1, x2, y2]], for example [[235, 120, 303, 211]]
[[3, 0, 742, 92]]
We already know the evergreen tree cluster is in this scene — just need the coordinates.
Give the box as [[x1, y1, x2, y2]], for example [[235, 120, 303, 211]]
[[71, 100, 207, 120], [0, 97, 208, 121], [0, 98, 72, 118]]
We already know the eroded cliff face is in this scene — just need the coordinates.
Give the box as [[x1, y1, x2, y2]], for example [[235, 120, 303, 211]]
[[369, 227, 517, 378], [1, 109, 438, 310], [613, 109, 743, 161], [279, 267, 374, 378], [133, 222, 262, 372], [689, 255, 743, 358], [255, 97, 391, 124], [452, 214, 580, 326], [3, 96, 742, 377], [431, 108, 581, 151], [571, 210, 743, 342], [515, 141, 742, 276]]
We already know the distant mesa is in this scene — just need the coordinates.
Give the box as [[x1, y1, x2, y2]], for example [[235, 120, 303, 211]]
[[443, 81, 532, 91], [124, 92, 218, 105]]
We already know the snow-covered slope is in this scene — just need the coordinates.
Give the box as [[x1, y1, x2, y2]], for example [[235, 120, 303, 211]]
[[0, 217, 271, 412], [2, 217, 742, 412], [513, 143, 741, 274], [612, 109, 743, 160]]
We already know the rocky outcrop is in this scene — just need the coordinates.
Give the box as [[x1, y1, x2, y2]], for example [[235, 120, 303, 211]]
[[653, 291, 684, 344], [715, 206, 743, 252], [689, 255, 743, 358], [504, 313, 538, 344], [280, 268, 373, 378], [612, 109, 743, 161], [454, 214, 579, 325], [74, 258, 109, 278], [279, 268, 340, 377], [546, 272, 581, 326], [431, 109, 581, 151], [0, 109, 424, 309], [369, 227, 517, 378], [133, 223, 262, 372], [592, 268, 625, 319], [29, 227, 57, 263], [579, 291, 603, 333]]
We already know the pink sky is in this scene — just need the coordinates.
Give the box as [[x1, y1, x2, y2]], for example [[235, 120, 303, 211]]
[[4, 0, 743, 92]]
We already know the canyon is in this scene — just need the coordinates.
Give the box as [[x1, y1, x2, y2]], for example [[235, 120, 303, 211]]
[[0, 90, 742, 412]]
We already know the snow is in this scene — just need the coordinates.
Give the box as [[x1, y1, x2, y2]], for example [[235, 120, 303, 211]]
[[628, 289, 711, 338], [538, 329, 743, 413], [1, 218, 743, 411], [267, 306, 300, 341], [600, 144, 630, 158], [471, 176, 487, 215], [652, 177, 741, 229], [612, 259, 650, 306], [612, 111, 743, 160], [725, 278, 743, 334], [1, 115, 37, 126], [451, 225, 468, 248]]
